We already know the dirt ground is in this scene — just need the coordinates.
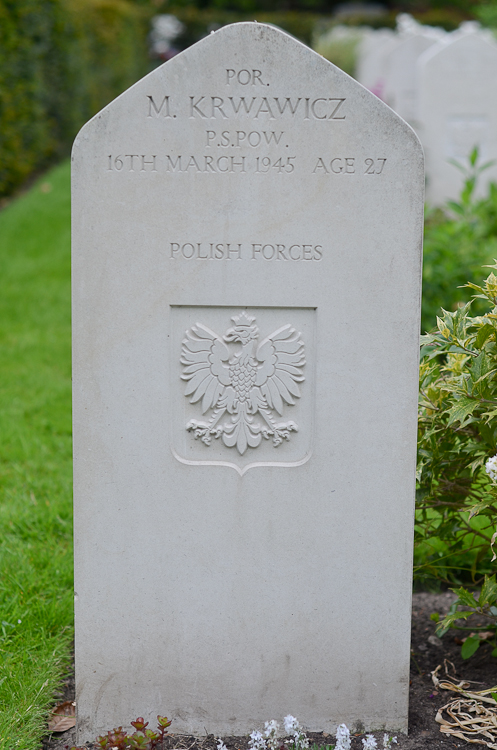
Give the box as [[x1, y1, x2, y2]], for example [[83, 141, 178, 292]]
[[43, 591, 497, 750]]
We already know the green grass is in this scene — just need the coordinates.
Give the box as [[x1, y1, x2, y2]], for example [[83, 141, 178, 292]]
[[0, 161, 73, 749]]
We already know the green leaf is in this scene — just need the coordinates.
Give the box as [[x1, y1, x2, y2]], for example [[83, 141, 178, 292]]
[[420, 334, 436, 346], [479, 576, 497, 608], [447, 199, 465, 214], [430, 612, 440, 623], [452, 587, 478, 607], [466, 281, 485, 294], [478, 159, 497, 173], [436, 609, 473, 633], [461, 635, 480, 659], [447, 396, 476, 426], [470, 351, 491, 381], [469, 352, 497, 395], [475, 324, 495, 348]]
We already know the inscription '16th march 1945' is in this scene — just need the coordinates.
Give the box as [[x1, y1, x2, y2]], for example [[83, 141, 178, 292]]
[[106, 154, 387, 175], [181, 312, 305, 456]]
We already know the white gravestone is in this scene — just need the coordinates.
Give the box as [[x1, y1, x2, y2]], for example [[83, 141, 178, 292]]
[[383, 32, 441, 126], [356, 28, 398, 100], [72, 22, 423, 742], [417, 28, 497, 205]]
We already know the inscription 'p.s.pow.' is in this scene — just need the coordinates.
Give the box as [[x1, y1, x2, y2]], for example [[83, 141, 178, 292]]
[[181, 312, 305, 456]]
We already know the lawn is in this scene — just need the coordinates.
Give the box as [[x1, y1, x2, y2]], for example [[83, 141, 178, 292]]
[[0, 161, 73, 749]]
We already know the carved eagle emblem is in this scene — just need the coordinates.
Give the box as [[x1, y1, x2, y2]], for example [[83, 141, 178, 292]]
[[181, 312, 306, 455]]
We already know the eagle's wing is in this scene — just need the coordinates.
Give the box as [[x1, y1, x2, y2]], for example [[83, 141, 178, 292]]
[[181, 324, 231, 413], [255, 325, 305, 415]]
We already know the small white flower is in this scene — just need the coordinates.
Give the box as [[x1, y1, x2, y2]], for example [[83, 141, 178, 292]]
[[283, 716, 299, 736], [486, 454, 497, 481], [283, 716, 308, 750], [335, 724, 351, 750], [249, 730, 267, 750], [265, 720, 280, 738], [217, 740, 228, 750], [264, 720, 280, 750], [382, 735, 397, 749], [362, 735, 378, 750]]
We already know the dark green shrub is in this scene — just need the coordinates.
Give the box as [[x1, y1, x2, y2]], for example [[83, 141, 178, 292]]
[[169, 6, 322, 48], [0, 0, 152, 198], [422, 151, 497, 334], [417, 276, 497, 588], [416, 153, 497, 589]]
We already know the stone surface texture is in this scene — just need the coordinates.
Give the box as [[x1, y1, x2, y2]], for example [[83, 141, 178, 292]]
[[417, 28, 497, 204], [72, 23, 424, 742]]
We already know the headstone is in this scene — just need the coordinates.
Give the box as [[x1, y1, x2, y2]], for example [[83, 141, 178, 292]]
[[72, 22, 424, 742], [356, 28, 398, 99], [383, 31, 441, 126], [417, 27, 497, 204]]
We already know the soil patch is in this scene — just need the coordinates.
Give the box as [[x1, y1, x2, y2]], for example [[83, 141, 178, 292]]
[[43, 592, 497, 750]]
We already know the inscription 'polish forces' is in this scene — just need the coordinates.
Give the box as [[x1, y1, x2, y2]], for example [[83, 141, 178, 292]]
[[170, 242, 323, 261]]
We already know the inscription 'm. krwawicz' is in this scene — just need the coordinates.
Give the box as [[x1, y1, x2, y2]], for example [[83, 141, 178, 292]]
[[181, 312, 305, 455], [147, 95, 346, 121]]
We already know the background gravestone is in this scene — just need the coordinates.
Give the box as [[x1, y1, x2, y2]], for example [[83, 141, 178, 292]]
[[72, 22, 424, 742], [417, 28, 497, 204], [356, 28, 398, 99], [383, 32, 440, 127]]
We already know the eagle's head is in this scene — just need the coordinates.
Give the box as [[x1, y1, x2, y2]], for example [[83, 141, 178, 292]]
[[224, 312, 259, 344]]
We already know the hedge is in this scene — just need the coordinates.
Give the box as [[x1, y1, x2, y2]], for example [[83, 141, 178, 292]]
[[0, 0, 152, 198]]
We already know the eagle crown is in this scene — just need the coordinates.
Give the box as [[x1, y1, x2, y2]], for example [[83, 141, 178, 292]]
[[223, 312, 259, 345]]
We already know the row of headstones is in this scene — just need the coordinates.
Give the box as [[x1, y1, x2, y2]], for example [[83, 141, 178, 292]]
[[356, 15, 497, 205]]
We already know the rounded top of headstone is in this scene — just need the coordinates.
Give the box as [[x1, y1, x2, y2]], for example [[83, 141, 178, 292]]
[[417, 20, 497, 71], [73, 20, 423, 156], [450, 20, 496, 44]]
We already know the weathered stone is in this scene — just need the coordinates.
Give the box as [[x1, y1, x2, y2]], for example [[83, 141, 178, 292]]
[[72, 22, 424, 741]]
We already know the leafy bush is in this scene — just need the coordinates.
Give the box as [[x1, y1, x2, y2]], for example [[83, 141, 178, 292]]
[[0, 0, 152, 198], [416, 269, 497, 587]]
